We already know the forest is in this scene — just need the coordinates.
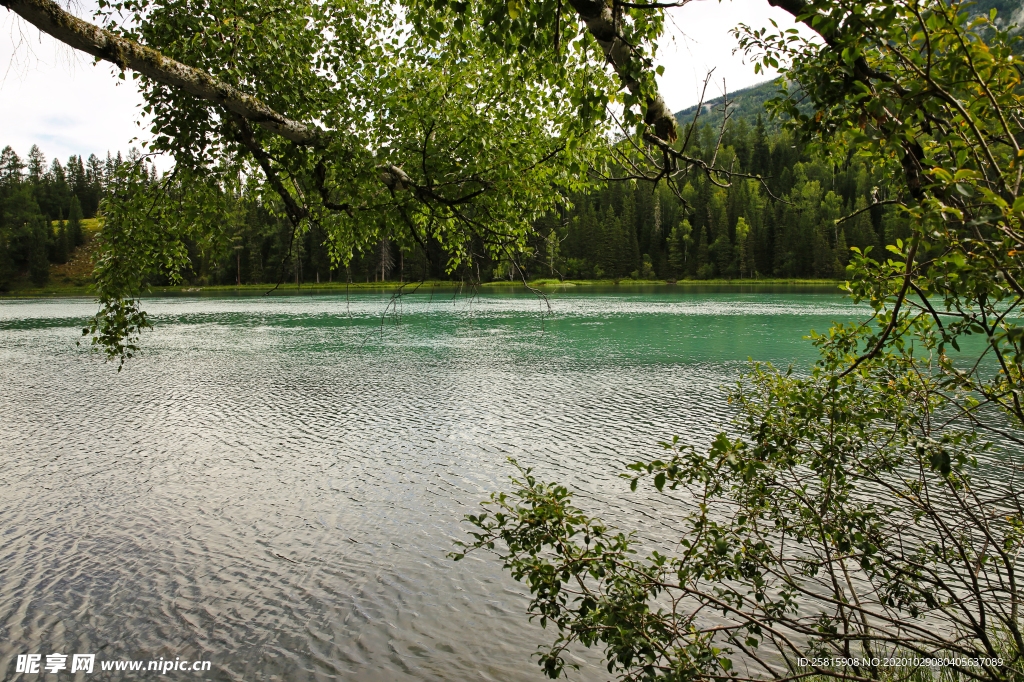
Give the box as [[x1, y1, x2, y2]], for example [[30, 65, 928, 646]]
[[0, 145, 138, 288], [559, 111, 908, 282], [0, 92, 911, 290]]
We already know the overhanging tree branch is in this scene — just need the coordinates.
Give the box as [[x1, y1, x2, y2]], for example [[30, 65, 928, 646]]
[[0, 0, 322, 144]]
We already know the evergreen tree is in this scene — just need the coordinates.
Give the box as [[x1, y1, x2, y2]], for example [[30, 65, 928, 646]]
[[104, 152, 117, 187], [596, 204, 616, 278], [0, 227, 11, 290], [708, 189, 729, 244], [812, 224, 835, 278], [836, 227, 849, 270], [750, 114, 770, 179], [736, 217, 751, 279], [650, 191, 662, 261], [54, 220, 69, 264], [619, 190, 639, 277], [709, 235, 732, 278], [2, 184, 44, 269], [72, 156, 88, 205], [847, 196, 878, 254], [46, 158, 70, 220], [667, 219, 691, 277], [27, 145, 46, 185], [731, 118, 751, 171], [820, 191, 843, 252], [68, 197, 84, 247], [85, 154, 105, 216], [760, 207, 776, 276], [695, 223, 710, 279], [28, 216, 49, 286], [0, 146, 24, 187]]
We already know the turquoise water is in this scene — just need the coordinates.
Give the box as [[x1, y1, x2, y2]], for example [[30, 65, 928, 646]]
[[0, 288, 862, 681]]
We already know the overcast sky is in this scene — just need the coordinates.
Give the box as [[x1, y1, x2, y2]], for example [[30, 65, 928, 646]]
[[0, 0, 811, 167]]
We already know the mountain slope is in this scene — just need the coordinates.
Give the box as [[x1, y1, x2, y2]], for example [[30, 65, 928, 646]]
[[673, 79, 787, 131], [672, 0, 1023, 129]]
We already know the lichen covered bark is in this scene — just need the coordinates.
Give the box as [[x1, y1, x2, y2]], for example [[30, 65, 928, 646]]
[[567, 0, 677, 142]]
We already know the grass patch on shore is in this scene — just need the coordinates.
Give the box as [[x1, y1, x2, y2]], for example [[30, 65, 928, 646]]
[[2, 271, 844, 300], [515, 278, 843, 288]]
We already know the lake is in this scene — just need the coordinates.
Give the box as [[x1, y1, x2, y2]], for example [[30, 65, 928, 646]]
[[0, 287, 861, 681]]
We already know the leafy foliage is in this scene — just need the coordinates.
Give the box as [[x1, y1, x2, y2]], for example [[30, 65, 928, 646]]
[[457, 0, 1024, 680]]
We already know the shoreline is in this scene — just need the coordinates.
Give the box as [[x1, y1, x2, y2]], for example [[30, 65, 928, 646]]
[[0, 278, 844, 300]]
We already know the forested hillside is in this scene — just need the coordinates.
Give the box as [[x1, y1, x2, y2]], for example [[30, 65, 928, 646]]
[[1, 89, 918, 289], [0, 145, 130, 289], [673, 80, 791, 134]]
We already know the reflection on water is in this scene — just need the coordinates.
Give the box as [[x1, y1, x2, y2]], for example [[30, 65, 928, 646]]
[[0, 289, 860, 681]]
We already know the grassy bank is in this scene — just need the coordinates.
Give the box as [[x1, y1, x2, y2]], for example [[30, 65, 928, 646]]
[[1, 276, 845, 300], [516, 278, 843, 288]]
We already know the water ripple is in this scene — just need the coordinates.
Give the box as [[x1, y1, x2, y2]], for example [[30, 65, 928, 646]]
[[0, 289, 855, 681]]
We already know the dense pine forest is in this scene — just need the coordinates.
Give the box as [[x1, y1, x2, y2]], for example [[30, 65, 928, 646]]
[[560, 111, 908, 282], [0, 88, 912, 289]]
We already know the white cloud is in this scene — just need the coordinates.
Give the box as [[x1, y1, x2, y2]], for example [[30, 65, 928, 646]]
[[0, 2, 154, 166], [656, 0, 816, 111]]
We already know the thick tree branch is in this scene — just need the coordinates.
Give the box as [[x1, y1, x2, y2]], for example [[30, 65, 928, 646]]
[[230, 115, 308, 225], [1, 0, 321, 144], [567, 0, 678, 141]]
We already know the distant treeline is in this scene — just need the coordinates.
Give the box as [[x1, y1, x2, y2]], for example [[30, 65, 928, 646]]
[[0, 116, 911, 289], [556, 115, 908, 282], [187, 115, 910, 287]]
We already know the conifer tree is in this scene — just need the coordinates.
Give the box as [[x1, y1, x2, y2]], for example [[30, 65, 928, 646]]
[[617, 191, 639, 277], [735, 217, 751, 279], [750, 114, 770, 179], [0, 146, 24, 187], [695, 223, 710, 279], [847, 196, 877, 253], [835, 227, 848, 269], [596, 204, 616, 278], [668, 219, 691, 278], [0, 228, 11, 290], [26, 145, 46, 185], [46, 158, 70, 221], [28, 216, 49, 286], [627, 220, 640, 278], [68, 197, 84, 247], [54, 220, 69, 264]]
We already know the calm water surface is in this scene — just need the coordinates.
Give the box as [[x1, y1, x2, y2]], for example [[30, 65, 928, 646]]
[[0, 288, 861, 681]]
